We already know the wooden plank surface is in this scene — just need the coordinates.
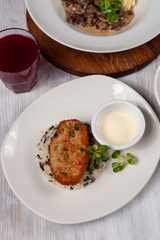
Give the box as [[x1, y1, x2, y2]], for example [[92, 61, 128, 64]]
[[0, 1, 160, 240]]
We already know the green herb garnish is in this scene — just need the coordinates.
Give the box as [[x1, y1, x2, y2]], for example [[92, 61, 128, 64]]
[[80, 147, 84, 151], [99, 0, 122, 22], [112, 150, 136, 173], [70, 131, 75, 137], [54, 132, 59, 138], [65, 154, 69, 159], [74, 123, 80, 130], [87, 144, 109, 172], [61, 172, 67, 175], [63, 148, 68, 151], [55, 145, 58, 150]]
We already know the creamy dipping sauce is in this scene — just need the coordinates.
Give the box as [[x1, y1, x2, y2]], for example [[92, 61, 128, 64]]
[[99, 111, 138, 145]]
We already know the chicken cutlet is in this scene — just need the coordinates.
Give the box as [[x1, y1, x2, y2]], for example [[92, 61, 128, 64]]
[[49, 119, 89, 185]]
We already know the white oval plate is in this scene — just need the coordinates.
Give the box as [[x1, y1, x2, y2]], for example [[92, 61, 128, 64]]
[[25, 0, 160, 53], [1, 75, 160, 224], [154, 65, 160, 106]]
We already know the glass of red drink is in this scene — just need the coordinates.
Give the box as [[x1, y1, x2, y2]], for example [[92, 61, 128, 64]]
[[0, 28, 40, 93]]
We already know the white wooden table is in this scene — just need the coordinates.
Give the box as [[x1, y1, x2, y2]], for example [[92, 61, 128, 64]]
[[0, 1, 160, 239]]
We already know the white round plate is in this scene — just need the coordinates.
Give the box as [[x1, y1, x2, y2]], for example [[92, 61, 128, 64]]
[[25, 0, 160, 53], [154, 65, 160, 106], [1, 75, 160, 224]]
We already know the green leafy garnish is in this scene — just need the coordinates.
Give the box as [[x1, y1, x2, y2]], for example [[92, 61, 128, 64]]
[[61, 172, 67, 175], [87, 144, 109, 172], [74, 123, 80, 130], [55, 145, 58, 150], [70, 131, 75, 137], [63, 148, 68, 151], [112, 150, 136, 173], [54, 132, 59, 138], [65, 154, 69, 159], [99, 0, 122, 22]]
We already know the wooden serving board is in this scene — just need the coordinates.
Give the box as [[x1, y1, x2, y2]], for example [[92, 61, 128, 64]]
[[27, 12, 160, 77]]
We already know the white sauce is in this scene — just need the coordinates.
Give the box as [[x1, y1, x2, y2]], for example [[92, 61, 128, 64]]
[[99, 111, 138, 145]]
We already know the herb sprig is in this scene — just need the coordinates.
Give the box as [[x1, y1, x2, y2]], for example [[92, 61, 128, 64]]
[[87, 145, 109, 172], [112, 150, 136, 173], [86, 145, 136, 174], [99, 0, 122, 22]]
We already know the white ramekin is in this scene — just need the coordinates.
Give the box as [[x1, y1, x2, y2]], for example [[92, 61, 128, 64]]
[[91, 100, 146, 150]]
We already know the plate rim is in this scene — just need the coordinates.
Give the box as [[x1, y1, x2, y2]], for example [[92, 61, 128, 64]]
[[25, 0, 160, 53], [154, 65, 160, 106]]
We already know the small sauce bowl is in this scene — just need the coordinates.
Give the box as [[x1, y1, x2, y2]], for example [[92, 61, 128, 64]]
[[91, 100, 145, 150]]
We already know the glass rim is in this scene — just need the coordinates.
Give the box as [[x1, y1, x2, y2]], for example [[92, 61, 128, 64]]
[[0, 27, 40, 74]]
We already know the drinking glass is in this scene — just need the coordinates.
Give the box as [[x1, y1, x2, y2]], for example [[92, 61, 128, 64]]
[[0, 28, 40, 93]]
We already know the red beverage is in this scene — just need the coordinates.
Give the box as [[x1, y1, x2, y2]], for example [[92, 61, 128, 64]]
[[0, 28, 40, 93]]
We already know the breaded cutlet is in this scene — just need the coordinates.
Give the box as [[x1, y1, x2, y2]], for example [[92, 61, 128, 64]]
[[49, 119, 89, 185]]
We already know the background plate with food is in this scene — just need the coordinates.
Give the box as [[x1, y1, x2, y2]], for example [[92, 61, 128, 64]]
[[25, 0, 160, 52]]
